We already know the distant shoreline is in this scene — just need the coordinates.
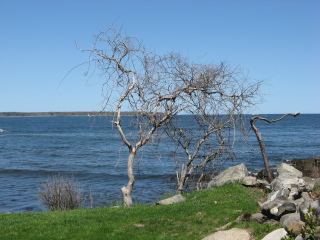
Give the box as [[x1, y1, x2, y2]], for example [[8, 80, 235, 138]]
[[0, 112, 138, 117], [1, 112, 319, 117]]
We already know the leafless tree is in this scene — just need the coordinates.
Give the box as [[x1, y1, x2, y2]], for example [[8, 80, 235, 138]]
[[164, 61, 262, 193], [250, 113, 300, 182], [78, 27, 202, 206]]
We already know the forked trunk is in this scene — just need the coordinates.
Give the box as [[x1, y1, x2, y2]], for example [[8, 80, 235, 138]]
[[121, 150, 136, 207]]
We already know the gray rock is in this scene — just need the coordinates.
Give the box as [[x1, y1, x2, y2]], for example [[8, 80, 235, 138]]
[[301, 192, 312, 201], [267, 188, 290, 201], [278, 202, 297, 217], [242, 176, 258, 186], [202, 228, 251, 240], [288, 186, 300, 200], [261, 199, 296, 219], [261, 199, 286, 217], [298, 198, 320, 224], [207, 164, 249, 188], [294, 197, 305, 211], [156, 194, 186, 205], [278, 163, 303, 178], [257, 179, 270, 188], [299, 197, 313, 221], [271, 173, 305, 192], [308, 200, 320, 224], [261, 228, 288, 240]]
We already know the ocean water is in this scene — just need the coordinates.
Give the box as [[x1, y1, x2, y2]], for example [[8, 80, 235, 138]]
[[0, 114, 319, 213]]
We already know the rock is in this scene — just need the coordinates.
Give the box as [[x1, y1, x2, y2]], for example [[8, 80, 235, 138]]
[[202, 228, 251, 240], [270, 206, 279, 215], [267, 188, 290, 201], [280, 213, 305, 236], [156, 194, 186, 205], [257, 179, 270, 188], [278, 163, 303, 178], [286, 220, 305, 236], [261, 228, 288, 240], [207, 164, 249, 188], [261, 199, 296, 219], [294, 197, 305, 210], [302, 177, 317, 191], [302, 200, 320, 224], [299, 197, 313, 222], [271, 173, 305, 192], [288, 186, 300, 200], [242, 176, 258, 186], [261, 199, 286, 217], [277, 202, 297, 217], [301, 191, 312, 201], [251, 213, 265, 222], [280, 213, 301, 226], [311, 200, 320, 223]]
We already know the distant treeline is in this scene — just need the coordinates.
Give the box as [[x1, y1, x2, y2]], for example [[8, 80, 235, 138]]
[[0, 112, 139, 117]]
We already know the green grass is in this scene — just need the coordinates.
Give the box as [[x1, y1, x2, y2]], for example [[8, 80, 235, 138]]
[[0, 183, 280, 240]]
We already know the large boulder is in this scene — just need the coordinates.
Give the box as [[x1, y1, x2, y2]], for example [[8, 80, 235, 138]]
[[278, 163, 303, 178], [207, 164, 249, 188], [202, 228, 251, 240], [271, 172, 305, 192]]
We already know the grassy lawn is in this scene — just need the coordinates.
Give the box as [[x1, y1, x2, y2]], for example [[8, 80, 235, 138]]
[[0, 183, 279, 240]]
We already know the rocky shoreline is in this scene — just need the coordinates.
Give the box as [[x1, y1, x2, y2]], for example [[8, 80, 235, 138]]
[[158, 158, 320, 240], [207, 160, 320, 240]]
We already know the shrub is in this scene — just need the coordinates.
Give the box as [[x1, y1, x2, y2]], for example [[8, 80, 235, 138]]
[[38, 175, 84, 211]]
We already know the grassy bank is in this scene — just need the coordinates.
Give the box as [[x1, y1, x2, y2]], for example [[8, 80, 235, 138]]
[[0, 183, 279, 240]]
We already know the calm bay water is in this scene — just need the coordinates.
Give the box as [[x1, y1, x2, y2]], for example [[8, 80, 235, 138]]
[[0, 114, 319, 213]]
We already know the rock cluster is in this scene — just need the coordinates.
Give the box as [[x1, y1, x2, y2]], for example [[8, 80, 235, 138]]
[[205, 163, 320, 240]]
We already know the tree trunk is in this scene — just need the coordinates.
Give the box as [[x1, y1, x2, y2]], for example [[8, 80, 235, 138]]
[[252, 127, 274, 183], [121, 149, 136, 207], [177, 164, 188, 193]]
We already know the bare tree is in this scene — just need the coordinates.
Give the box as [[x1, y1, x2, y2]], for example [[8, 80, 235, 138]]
[[79, 27, 198, 206], [250, 113, 300, 183], [164, 61, 262, 193]]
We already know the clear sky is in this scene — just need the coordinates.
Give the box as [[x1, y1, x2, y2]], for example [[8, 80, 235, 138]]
[[1, 0, 319, 114]]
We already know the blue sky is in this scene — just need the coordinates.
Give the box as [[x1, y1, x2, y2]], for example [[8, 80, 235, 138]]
[[1, 0, 319, 114]]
